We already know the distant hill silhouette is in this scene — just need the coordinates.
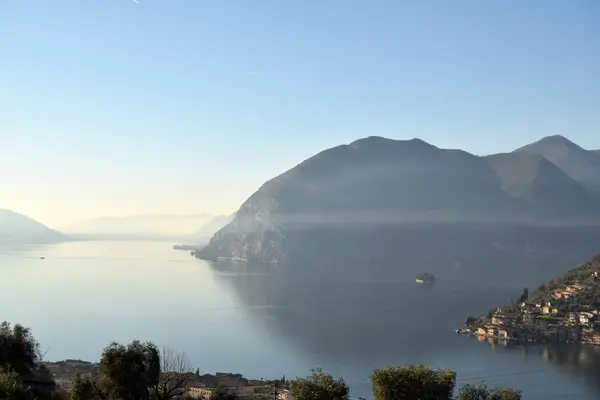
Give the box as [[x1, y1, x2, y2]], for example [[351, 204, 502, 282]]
[[197, 136, 600, 264], [62, 214, 215, 239], [515, 135, 600, 193], [189, 214, 235, 244], [0, 209, 65, 244]]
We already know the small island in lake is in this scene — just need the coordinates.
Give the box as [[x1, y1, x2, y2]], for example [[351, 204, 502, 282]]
[[415, 273, 435, 284]]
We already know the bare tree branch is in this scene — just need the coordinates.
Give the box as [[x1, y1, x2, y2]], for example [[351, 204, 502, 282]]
[[154, 346, 194, 400], [161, 346, 192, 373]]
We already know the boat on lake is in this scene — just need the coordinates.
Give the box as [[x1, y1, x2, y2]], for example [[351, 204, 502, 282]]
[[415, 273, 435, 284]]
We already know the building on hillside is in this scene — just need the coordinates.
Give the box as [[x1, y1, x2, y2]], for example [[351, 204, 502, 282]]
[[497, 329, 510, 339], [278, 389, 294, 400], [63, 359, 93, 367], [188, 384, 213, 400], [583, 331, 600, 344], [567, 284, 582, 292], [542, 306, 551, 314]]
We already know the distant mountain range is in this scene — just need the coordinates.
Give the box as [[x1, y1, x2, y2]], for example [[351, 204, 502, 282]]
[[197, 135, 600, 264], [0, 211, 229, 245], [0, 209, 66, 245], [62, 214, 216, 239]]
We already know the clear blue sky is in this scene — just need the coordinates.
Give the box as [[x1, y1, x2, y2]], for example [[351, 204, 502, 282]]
[[1, 0, 599, 227]]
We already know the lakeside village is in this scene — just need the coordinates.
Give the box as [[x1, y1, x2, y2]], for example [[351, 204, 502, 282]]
[[458, 269, 600, 345], [43, 359, 294, 400]]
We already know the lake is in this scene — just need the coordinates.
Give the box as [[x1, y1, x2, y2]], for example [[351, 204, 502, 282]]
[[2, 240, 600, 399]]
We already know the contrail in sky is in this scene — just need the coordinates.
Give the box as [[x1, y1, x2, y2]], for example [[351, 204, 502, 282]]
[[132, 0, 140, 4]]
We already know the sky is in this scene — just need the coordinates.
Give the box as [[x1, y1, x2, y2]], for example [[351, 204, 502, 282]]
[[1, 0, 599, 228]]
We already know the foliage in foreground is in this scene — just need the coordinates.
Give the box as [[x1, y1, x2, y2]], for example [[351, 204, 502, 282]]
[[1, 320, 522, 400], [291, 368, 349, 400], [371, 364, 456, 400], [458, 383, 522, 400], [290, 367, 521, 400]]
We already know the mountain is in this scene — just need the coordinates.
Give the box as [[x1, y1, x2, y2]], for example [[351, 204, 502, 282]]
[[197, 136, 600, 265], [0, 209, 65, 244], [189, 214, 235, 244], [62, 214, 215, 239], [515, 135, 600, 193], [485, 152, 600, 217]]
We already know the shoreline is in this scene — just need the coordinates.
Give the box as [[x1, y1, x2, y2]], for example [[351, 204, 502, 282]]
[[456, 326, 600, 346]]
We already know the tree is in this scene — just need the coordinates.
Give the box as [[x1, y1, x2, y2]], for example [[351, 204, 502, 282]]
[[291, 368, 349, 400], [0, 322, 67, 400], [0, 322, 41, 377], [99, 341, 193, 400], [212, 386, 240, 400], [154, 346, 194, 400], [516, 288, 529, 304], [70, 373, 98, 400], [99, 340, 160, 400], [489, 388, 522, 400], [371, 364, 456, 400], [0, 370, 33, 400], [458, 383, 521, 400]]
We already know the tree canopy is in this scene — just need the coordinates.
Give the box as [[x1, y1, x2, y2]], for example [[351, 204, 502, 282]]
[[1, 320, 524, 400], [291, 368, 349, 400], [0, 322, 40, 377], [371, 364, 456, 400], [458, 383, 522, 400]]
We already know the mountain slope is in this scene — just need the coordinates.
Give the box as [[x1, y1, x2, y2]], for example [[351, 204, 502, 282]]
[[0, 210, 65, 244], [485, 152, 600, 217], [459, 251, 600, 345], [515, 135, 600, 192], [198, 136, 600, 264], [189, 214, 235, 243]]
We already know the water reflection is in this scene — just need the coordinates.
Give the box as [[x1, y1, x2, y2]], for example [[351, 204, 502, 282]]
[[470, 340, 600, 396], [209, 260, 600, 399]]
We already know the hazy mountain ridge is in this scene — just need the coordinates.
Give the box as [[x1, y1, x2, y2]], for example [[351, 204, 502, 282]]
[[197, 135, 600, 264], [62, 213, 215, 238], [485, 152, 600, 217], [515, 135, 600, 193], [0, 209, 66, 244]]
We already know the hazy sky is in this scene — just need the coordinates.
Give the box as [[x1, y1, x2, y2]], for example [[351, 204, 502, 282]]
[[1, 0, 599, 228]]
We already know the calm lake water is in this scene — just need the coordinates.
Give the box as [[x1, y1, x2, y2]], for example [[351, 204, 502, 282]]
[[2, 240, 600, 399]]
